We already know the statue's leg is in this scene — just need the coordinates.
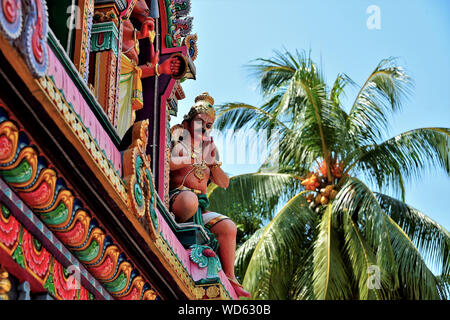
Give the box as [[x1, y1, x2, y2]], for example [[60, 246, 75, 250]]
[[209, 219, 237, 280], [170, 191, 199, 223], [205, 214, 251, 297]]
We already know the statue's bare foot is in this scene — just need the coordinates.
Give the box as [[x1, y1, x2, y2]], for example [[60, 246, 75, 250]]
[[228, 277, 251, 298]]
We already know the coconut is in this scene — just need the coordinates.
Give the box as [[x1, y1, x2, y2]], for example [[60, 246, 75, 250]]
[[330, 189, 338, 199], [325, 185, 334, 194], [315, 194, 322, 204], [320, 196, 329, 205]]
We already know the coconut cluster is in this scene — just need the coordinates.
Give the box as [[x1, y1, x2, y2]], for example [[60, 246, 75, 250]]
[[301, 160, 346, 209]]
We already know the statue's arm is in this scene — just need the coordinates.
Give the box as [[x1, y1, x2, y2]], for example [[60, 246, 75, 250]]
[[203, 141, 229, 188], [140, 63, 156, 78], [170, 143, 192, 171], [209, 165, 229, 189]]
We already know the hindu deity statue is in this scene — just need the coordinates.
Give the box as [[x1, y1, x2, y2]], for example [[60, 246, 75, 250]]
[[118, 0, 183, 138], [169, 92, 251, 298]]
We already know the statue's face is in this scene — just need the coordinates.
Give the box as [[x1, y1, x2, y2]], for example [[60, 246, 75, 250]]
[[186, 113, 214, 143], [131, 0, 151, 23]]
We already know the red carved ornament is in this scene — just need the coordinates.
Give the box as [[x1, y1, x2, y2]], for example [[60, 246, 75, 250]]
[[22, 230, 51, 278], [2, 0, 18, 24], [0, 135, 13, 161], [31, 0, 44, 64], [0, 210, 20, 248]]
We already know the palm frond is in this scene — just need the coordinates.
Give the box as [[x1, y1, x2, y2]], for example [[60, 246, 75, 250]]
[[346, 57, 413, 144], [257, 120, 319, 177], [250, 49, 337, 154], [272, 70, 340, 179], [329, 73, 353, 108], [333, 178, 400, 291], [295, 77, 331, 171], [312, 204, 352, 299], [384, 213, 442, 299], [376, 193, 450, 276], [234, 228, 264, 282], [352, 127, 450, 199], [289, 245, 315, 300], [207, 172, 302, 221], [214, 101, 290, 132], [328, 74, 354, 158], [242, 192, 317, 299], [335, 178, 443, 299], [341, 212, 394, 299], [218, 50, 349, 179], [247, 49, 304, 97], [436, 275, 450, 299]]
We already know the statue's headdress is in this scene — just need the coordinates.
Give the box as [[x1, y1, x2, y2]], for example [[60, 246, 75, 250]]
[[183, 92, 216, 122]]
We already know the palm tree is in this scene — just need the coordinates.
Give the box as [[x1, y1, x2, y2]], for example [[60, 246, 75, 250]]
[[207, 50, 450, 299]]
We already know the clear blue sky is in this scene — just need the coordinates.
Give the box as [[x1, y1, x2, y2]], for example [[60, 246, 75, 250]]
[[171, 0, 450, 231]]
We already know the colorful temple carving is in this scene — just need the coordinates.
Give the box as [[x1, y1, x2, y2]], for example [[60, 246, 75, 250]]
[[0, 0, 239, 300]]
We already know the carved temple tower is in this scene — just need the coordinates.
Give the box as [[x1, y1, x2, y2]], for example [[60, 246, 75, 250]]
[[0, 0, 238, 300]]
